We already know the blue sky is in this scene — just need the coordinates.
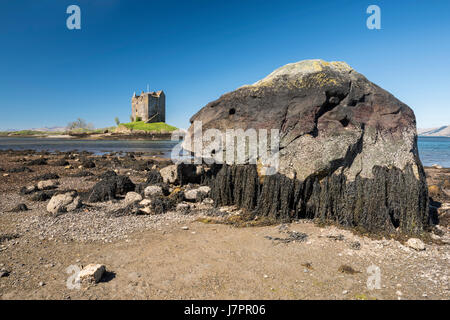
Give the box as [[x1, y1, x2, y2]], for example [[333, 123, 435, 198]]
[[0, 0, 449, 130]]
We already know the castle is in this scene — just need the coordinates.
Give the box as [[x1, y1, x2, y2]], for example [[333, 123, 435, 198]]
[[131, 89, 166, 123]]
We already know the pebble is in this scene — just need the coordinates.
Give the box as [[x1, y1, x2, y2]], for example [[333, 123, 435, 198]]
[[181, 226, 189, 230], [406, 238, 425, 251], [342, 290, 348, 295], [0, 270, 10, 278]]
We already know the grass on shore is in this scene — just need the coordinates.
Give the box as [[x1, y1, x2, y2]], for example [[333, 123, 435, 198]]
[[0, 130, 65, 136], [0, 122, 177, 136], [118, 121, 177, 132], [68, 127, 116, 134]]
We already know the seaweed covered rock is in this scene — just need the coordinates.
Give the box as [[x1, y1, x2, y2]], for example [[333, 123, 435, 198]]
[[186, 59, 429, 234], [87, 172, 135, 202], [145, 169, 163, 184]]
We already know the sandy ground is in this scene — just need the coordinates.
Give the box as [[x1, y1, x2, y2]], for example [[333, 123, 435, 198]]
[[0, 151, 449, 300]]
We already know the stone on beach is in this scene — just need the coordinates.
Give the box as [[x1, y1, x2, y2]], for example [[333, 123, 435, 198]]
[[46, 191, 82, 215], [144, 185, 163, 198], [184, 186, 211, 202], [160, 165, 178, 184], [124, 192, 143, 205], [78, 264, 106, 284], [37, 180, 59, 190], [406, 238, 425, 251], [87, 173, 135, 202]]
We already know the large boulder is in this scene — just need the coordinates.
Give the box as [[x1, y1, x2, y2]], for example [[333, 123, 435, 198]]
[[185, 59, 429, 234]]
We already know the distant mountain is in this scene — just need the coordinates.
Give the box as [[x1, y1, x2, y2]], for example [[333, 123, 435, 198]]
[[418, 125, 450, 137], [30, 126, 67, 132]]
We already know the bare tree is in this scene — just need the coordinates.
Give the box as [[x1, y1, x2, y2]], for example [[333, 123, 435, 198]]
[[67, 118, 94, 130]]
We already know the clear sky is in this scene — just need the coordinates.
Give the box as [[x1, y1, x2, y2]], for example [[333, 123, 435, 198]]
[[0, 0, 449, 130]]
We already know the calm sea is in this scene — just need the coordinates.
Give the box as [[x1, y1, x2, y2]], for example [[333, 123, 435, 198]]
[[417, 136, 450, 167], [0, 137, 179, 157], [0, 136, 448, 167]]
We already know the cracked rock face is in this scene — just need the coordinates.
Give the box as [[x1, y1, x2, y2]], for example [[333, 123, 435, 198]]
[[186, 59, 429, 234]]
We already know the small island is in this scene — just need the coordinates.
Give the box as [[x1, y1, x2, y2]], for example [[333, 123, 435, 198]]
[[0, 88, 179, 140]]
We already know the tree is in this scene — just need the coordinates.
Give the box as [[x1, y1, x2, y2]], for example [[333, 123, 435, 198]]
[[67, 118, 94, 130], [114, 117, 120, 126]]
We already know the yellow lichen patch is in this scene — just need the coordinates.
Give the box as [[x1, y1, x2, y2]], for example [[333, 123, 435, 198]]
[[428, 185, 442, 198], [196, 217, 220, 224], [354, 293, 377, 300]]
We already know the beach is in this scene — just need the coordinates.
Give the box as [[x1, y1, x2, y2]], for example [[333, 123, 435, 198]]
[[0, 149, 448, 299]]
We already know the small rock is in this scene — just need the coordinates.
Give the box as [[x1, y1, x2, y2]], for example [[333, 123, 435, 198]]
[[78, 264, 106, 284], [0, 270, 10, 278], [139, 199, 152, 206], [396, 290, 403, 296], [350, 241, 361, 250], [38, 281, 45, 287], [46, 191, 82, 215], [10, 203, 29, 212], [185, 186, 211, 202], [181, 226, 189, 230], [20, 185, 37, 195], [81, 159, 95, 168], [176, 202, 190, 213], [342, 290, 348, 295], [160, 165, 178, 184], [124, 192, 142, 205], [144, 185, 163, 198], [140, 207, 152, 214], [202, 198, 214, 205], [406, 238, 425, 251], [37, 180, 58, 190]]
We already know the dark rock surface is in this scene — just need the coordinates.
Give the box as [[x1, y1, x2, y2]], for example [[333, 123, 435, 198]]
[[186, 59, 429, 234], [87, 172, 135, 202]]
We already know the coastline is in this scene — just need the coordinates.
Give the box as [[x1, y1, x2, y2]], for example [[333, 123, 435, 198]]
[[0, 132, 176, 141]]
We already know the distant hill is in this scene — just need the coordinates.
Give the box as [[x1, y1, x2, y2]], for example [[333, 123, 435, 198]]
[[31, 126, 67, 132], [418, 125, 450, 137]]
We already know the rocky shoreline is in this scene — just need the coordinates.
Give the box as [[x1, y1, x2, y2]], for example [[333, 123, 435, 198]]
[[0, 149, 449, 299], [1, 131, 175, 141]]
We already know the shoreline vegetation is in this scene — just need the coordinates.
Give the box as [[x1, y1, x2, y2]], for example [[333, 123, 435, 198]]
[[0, 121, 179, 140]]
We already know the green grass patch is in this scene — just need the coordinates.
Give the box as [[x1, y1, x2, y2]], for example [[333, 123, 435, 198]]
[[68, 127, 116, 134], [119, 121, 177, 132]]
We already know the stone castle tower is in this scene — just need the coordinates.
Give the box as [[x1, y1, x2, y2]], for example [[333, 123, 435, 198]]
[[131, 89, 166, 123]]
